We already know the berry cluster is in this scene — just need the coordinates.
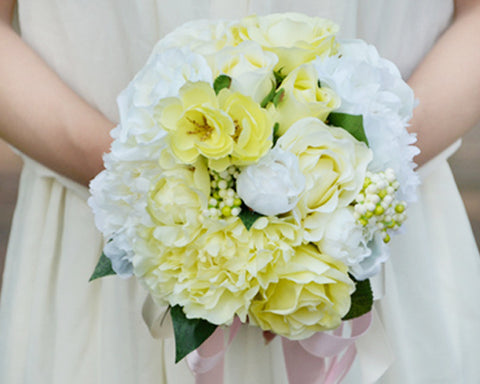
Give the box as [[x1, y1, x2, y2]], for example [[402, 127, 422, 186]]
[[353, 168, 407, 243], [204, 165, 242, 218]]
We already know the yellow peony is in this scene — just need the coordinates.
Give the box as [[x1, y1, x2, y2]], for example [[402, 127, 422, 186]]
[[271, 64, 341, 135], [248, 244, 354, 340], [218, 89, 273, 166], [156, 81, 234, 165], [231, 13, 339, 72], [277, 118, 372, 242]]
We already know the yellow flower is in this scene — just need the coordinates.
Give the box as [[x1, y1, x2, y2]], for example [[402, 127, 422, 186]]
[[218, 89, 273, 166], [231, 13, 339, 72], [248, 244, 354, 340], [271, 64, 340, 135], [146, 157, 210, 247], [134, 219, 262, 325], [277, 118, 372, 242], [133, 214, 303, 326], [212, 41, 278, 103], [157, 81, 234, 165]]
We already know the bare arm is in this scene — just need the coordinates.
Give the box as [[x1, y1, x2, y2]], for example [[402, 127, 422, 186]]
[[408, 0, 480, 166], [0, 1, 114, 186]]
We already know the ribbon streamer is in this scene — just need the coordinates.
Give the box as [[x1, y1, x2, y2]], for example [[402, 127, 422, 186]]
[[186, 317, 242, 384], [282, 312, 373, 384], [185, 311, 390, 384]]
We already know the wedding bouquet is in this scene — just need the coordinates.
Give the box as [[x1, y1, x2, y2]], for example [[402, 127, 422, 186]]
[[89, 12, 418, 367]]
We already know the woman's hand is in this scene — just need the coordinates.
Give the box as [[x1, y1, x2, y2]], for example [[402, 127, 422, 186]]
[[408, 0, 480, 166], [0, 0, 114, 186]]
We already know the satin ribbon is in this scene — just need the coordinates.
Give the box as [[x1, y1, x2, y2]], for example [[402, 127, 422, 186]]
[[186, 311, 386, 384], [282, 312, 372, 384], [185, 317, 242, 384]]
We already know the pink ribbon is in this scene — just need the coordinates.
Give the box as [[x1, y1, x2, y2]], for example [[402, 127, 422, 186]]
[[282, 312, 373, 384], [186, 312, 373, 384], [186, 317, 242, 384]]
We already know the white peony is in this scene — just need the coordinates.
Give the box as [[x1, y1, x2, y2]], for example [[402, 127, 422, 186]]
[[236, 147, 305, 216]]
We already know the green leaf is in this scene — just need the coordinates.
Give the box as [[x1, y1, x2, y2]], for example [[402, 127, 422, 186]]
[[272, 89, 285, 107], [272, 122, 280, 146], [342, 276, 373, 321], [171, 305, 217, 363], [328, 112, 369, 146], [89, 252, 116, 282], [213, 75, 232, 94], [239, 206, 264, 231], [260, 82, 277, 108], [274, 69, 286, 86]]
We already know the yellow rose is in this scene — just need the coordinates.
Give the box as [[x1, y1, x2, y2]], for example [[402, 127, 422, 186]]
[[277, 118, 372, 242], [146, 157, 210, 247], [157, 81, 234, 165], [232, 13, 339, 72], [271, 64, 340, 135], [217, 89, 273, 166], [212, 41, 278, 104], [248, 244, 354, 340]]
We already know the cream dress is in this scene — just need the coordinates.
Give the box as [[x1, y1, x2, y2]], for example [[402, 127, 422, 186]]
[[1, 1, 479, 383]]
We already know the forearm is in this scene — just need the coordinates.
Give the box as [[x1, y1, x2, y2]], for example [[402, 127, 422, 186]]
[[408, 2, 480, 166], [0, 18, 114, 186]]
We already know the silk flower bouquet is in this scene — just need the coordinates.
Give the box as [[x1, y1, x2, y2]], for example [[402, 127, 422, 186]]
[[89, 12, 418, 372]]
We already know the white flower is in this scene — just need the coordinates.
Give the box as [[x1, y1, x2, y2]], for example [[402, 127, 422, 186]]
[[236, 147, 305, 216], [88, 153, 162, 258], [213, 41, 278, 103], [129, 48, 213, 109], [153, 19, 235, 56], [350, 233, 390, 281], [313, 39, 419, 202], [103, 235, 134, 278], [363, 113, 420, 201], [277, 118, 372, 242], [316, 208, 370, 266], [113, 48, 213, 161]]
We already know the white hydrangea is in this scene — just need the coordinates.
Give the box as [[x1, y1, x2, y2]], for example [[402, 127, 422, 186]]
[[313, 39, 420, 202]]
